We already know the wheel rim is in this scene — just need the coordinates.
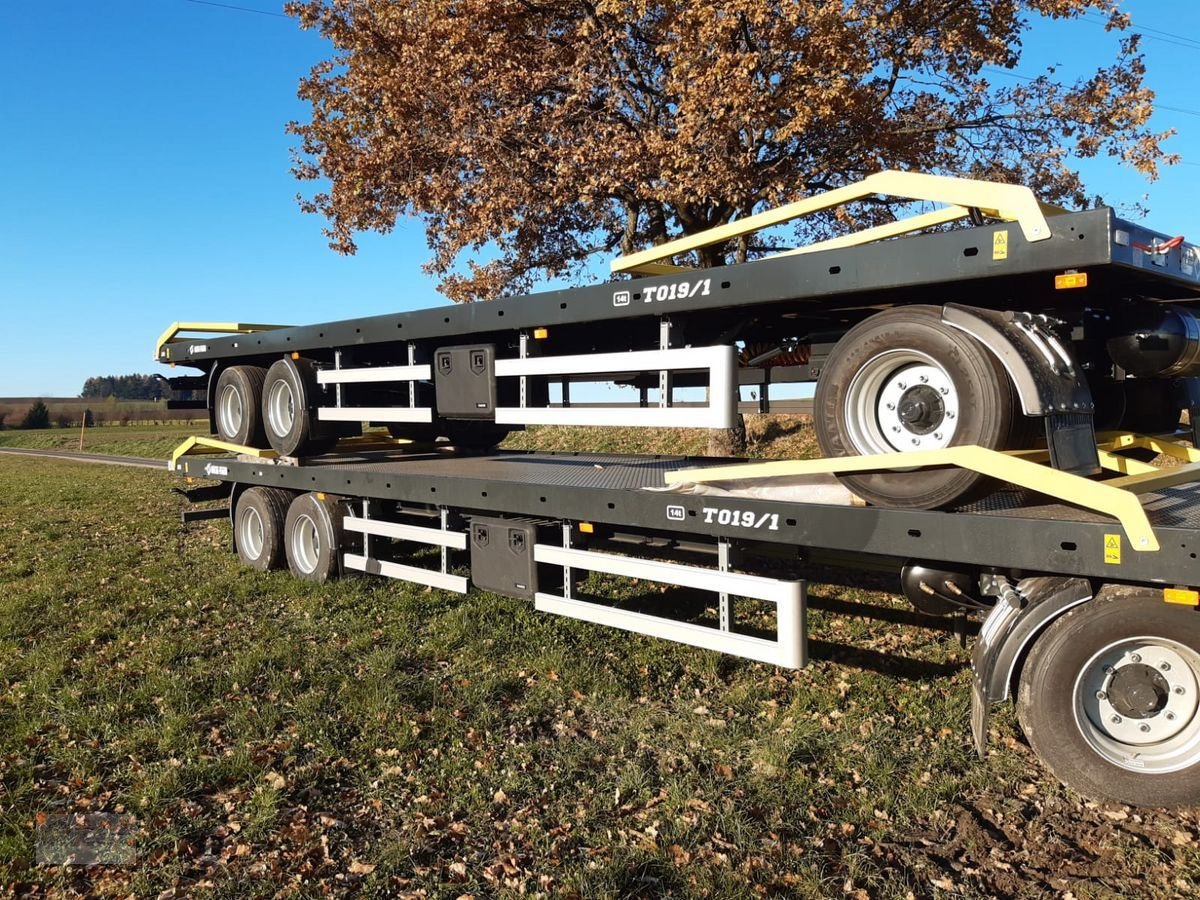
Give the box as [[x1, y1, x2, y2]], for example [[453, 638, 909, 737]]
[[1074, 636, 1200, 774], [843, 350, 960, 453], [238, 505, 265, 560], [290, 513, 320, 574], [218, 383, 244, 437], [266, 378, 296, 439]]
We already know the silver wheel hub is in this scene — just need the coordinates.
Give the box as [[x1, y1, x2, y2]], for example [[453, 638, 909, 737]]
[[1075, 638, 1200, 772], [267, 379, 296, 439], [291, 513, 320, 574], [844, 351, 960, 454], [219, 384, 244, 437], [239, 506, 265, 559]]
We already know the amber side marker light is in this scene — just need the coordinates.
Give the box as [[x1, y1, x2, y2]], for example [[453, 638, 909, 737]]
[[579, 522, 594, 534], [1055, 271, 1088, 289], [533, 327, 549, 340], [1163, 587, 1199, 606]]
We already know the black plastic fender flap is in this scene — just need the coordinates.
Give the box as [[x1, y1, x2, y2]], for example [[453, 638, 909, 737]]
[[970, 575, 1093, 756], [942, 304, 1100, 476]]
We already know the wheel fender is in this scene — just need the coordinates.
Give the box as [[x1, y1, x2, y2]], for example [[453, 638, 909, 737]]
[[941, 304, 1091, 416], [970, 575, 1093, 756], [941, 304, 1099, 475]]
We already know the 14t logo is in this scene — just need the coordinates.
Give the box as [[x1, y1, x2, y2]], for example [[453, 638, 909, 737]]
[[613, 279, 712, 307]]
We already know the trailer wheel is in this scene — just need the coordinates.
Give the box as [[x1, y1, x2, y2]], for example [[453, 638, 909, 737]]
[[262, 357, 338, 457], [234, 486, 292, 570], [214, 366, 267, 447], [283, 492, 351, 582], [1016, 587, 1200, 807], [814, 305, 1024, 509]]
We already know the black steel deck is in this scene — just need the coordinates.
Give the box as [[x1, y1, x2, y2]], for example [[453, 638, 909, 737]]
[[178, 448, 1200, 586], [165, 207, 1200, 369]]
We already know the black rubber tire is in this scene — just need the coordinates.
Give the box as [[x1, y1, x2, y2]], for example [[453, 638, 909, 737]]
[[261, 357, 339, 457], [1016, 586, 1200, 807], [813, 305, 1024, 509], [443, 420, 512, 450], [213, 365, 267, 447], [283, 492, 350, 583], [233, 486, 293, 570]]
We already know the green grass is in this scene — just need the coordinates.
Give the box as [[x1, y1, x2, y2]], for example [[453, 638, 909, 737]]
[[0, 428, 1197, 898], [0, 423, 199, 460]]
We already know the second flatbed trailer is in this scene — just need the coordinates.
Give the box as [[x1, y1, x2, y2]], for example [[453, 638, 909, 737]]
[[172, 432, 1200, 809]]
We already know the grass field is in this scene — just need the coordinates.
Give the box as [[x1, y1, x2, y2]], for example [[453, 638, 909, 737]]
[[1, 423, 1198, 898], [0, 423, 198, 461]]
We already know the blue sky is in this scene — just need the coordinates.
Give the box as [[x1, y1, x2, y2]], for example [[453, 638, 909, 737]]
[[2, 1, 1199, 396]]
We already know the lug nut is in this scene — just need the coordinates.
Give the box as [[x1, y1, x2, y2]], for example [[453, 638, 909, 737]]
[[1140, 723, 1152, 733], [1174, 686, 1186, 696], [886, 402, 895, 410], [1130, 653, 1142, 663], [919, 374, 928, 383], [1096, 690, 1107, 701], [1103, 665, 1114, 674], [1166, 712, 1177, 722], [946, 411, 955, 419], [1111, 714, 1122, 725], [933, 432, 943, 441], [1160, 662, 1171, 672]]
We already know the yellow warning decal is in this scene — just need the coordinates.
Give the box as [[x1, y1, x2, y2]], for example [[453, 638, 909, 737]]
[[1104, 533, 1122, 564], [993, 230, 1009, 260]]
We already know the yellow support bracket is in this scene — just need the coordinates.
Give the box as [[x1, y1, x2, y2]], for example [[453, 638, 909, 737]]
[[663, 445, 1161, 552], [155, 322, 291, 362], [169, 431, 415, 472], [612, 170, 1065, 276], [170, 435, 279, 471]]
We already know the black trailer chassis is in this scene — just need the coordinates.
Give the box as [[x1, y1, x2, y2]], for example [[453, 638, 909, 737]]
[[174, 444, 1200, 808]]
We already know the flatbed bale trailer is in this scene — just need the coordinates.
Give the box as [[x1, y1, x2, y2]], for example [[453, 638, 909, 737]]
[[159, 172, 1200, 807]]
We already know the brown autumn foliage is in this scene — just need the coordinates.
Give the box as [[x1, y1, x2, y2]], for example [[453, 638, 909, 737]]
[[285, 1, 1172, 302]]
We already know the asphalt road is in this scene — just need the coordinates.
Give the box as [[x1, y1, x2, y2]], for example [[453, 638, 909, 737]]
[[0, 447, 167, 469]]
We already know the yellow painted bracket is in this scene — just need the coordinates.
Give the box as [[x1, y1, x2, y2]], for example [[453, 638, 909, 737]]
[[170, 435, 279, 471], [613, 170, 1066, 276], [169, 431, 415, 472], [663, 445, 1161, 552], [155, 322, 291, 362]]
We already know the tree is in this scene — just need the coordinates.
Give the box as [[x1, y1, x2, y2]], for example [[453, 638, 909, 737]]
[[80, 374, 166, 401], [286, 0, 1171, 304], [21, 400, 50, 430]]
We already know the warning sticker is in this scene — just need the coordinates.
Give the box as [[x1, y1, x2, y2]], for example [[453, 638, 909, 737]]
[[1104, 533, 1121, 565], [993, 230, 1009, 260]]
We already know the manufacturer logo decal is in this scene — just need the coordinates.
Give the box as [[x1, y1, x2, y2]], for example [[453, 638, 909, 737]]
[[665, 504, 686, 522], [613, 290, 631, 307]]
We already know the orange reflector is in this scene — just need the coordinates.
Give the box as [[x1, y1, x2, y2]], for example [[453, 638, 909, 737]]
[[533, 327, 549, 340], [1164, 587, 1199, 606], [579, 522, 594, 533], [291, 351, 301, 360], [1055, 272, 1088, 289], [316, 492, 326, 501]]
